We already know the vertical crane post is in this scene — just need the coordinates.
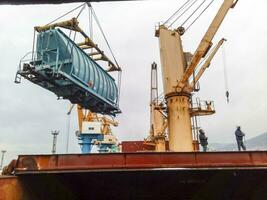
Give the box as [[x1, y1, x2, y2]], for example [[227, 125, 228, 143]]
[[51, 130, 59, 154], [149, 62, 166, 151], [157, 26, 193, 151], [0, 150, 6, 170]]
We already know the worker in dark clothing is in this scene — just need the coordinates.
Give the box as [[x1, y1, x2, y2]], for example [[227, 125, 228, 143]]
[[235, 126, 246, 151], [199, 129, 208, 152]]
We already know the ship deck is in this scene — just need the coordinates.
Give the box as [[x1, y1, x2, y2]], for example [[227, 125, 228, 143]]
[[15, 151, 267, 173]]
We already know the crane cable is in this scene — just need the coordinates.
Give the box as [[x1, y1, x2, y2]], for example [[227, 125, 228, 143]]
[[86, 5, 122, 106], [184, 0, 215, 33], [222, 43, 230, 103], [164, 0, 215, 34], [86, 3, 122, 106], [168, 0, 199, 28], [45, 3, 86, 26], [88, 3, 93, 48], [88, 3, 121, 70], [180, 0, 207, 28], [163, 0, 192, 25]]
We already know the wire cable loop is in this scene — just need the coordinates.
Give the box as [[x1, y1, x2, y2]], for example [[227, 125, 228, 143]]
[[164, 0, 192, 25], [168, 0, 199, 28], [185, 0, 215, 33]]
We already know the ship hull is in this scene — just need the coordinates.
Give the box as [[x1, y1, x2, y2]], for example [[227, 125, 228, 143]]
[[1, 151, 267, 200]]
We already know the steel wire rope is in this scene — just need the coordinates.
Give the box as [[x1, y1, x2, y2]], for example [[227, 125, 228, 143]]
[[65, 3, 86, 75], [117, 70, 122, 106], [88, 4, 93, 53], [76, 3, 86, 19], [168, 0, 199, 28], [222, 43, 230, 103], [64, 4, 84, 153], [184, 0, 215, 33], [163, 0, 192, 25], [180, 0, 207, 27], [88, 3, 122, 106], [89, 4, 120, 70], [45, 3, 86, 26], [31, 29, 36, 61]]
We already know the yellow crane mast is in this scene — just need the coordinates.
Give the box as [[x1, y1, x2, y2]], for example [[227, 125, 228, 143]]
[[145, 62, 168, 151]]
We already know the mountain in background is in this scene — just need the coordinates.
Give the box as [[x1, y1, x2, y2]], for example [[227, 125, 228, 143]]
[[210, 132, 267, 151]]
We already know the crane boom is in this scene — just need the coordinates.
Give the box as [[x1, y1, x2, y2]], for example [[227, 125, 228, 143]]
[[188, 38, 226, 91], [178, 0, 238, 88]]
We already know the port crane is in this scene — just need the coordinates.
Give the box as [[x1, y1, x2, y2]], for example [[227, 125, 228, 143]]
[[67, 104, 119, 153], [154, 0, 238, 151], [145, 62, 167, 151]]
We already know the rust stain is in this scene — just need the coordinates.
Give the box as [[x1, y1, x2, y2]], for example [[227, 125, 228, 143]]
[[0, 176, 23, 200], [14, 151, 267, 173]]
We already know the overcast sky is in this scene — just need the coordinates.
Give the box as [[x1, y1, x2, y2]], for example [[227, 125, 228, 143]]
[[0, 0, 267, 166]]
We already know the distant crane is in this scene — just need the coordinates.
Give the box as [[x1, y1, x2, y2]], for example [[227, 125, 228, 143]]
[[0, 150, 6, 170], [51, 130, 59, 154], [145, 62, 167, 151], [68, 104, 119, 153]]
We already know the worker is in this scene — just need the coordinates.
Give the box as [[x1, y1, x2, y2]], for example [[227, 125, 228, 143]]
[[199, 129, 208, 152], [235, 126, 246, 151]]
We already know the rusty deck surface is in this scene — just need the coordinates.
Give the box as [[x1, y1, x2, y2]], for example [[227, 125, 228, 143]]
[[15, 151, 267, 174]]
